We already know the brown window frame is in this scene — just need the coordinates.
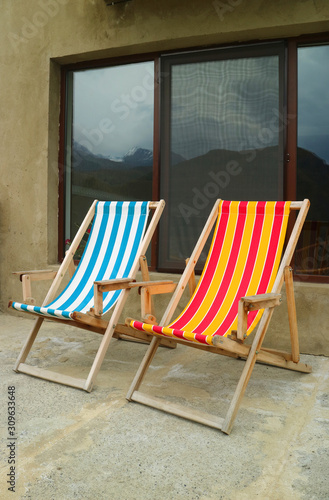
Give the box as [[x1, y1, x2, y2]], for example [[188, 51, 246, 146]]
[[158, 41, 286, 272], [58, 54, 161, 270], [57, 33, 329, 283], [286, 33, 329, 283]]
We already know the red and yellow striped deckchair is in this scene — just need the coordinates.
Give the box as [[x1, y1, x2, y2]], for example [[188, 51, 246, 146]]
[[126, 199, 312, 434]]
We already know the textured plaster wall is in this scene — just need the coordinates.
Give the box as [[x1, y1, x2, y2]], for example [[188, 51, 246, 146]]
[[0, 0, 329, 353]]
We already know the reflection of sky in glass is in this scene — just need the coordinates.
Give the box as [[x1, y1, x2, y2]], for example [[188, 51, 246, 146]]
[[298, 45, 329, 164], [171, 56, 279, 160], [73, 61, 154, 158]]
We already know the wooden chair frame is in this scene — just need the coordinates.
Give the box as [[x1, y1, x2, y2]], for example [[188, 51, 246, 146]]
[[125, 199, 312, 434], [11, 200, 175, 392]]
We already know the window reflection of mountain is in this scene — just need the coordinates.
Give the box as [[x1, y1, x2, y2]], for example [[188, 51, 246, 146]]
[[297, 147, 329, 223], [71, 141, 153, 202], [71, 140, 329, 274]]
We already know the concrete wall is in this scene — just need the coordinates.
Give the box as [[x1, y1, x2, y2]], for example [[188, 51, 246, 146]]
[[1, 0, 329, 354]]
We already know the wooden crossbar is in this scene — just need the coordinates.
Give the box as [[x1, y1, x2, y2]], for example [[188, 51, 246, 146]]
[[17, 364, 87, 390], [131, 391, 225, 431]]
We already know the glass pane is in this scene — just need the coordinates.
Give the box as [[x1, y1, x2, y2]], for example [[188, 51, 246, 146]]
[[296, 45, 329, 276], [160, 52, 283, 269], [65, 61, 154, 245]]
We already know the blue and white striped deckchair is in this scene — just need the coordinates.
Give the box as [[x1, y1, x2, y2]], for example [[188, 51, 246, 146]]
[[10, 200, 165, 391]]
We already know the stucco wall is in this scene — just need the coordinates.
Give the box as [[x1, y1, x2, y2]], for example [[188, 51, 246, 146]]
[[1, 0, 329, 353]]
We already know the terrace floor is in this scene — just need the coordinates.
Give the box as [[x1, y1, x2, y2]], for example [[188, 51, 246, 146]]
[[0, 313, 328, 499]]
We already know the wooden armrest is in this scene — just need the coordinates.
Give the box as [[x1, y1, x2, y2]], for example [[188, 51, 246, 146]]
[[95, 279, 175, 293], [93, 279, 176, 319], [138, 281, 176, 324], [94, 277, 136, 292], [92, 278, 136, 317], [13, 270, 57, 282], [13, 269, 57, 304], [240, 293, 281, 311], [137, 281, 177, 296], [236, 293, 281, 341]]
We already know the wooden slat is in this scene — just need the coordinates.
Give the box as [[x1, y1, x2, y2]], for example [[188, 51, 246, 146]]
[[72, 311, 108, 330], [260, 346, 293, 359], [140, 287, 151, 320], [211, 335, 250, 357], [272, 199, 310, 294], [241, 293, 281, 309], [114, 323, 176, 348], [93, 283, 104, 317], [145, 283, 177, 295], [290, 201, 303, 209], [13, 269, 57, 281], [256, 349, 312, 373], [126, 337, 161, 399], [135, 200, 165, 265], [17, 363, 86, 390], [131, 391, 224, 430], [237, 299, 248, 341], [65, 251, 76, 279], [96, 279, 173, 292], [185, 258, 197, 297], [22, 275, 32, 302], [14, 317, 44, 370], [30, 271, 57, 281], [284, 266, 300, 363], [94, 277, 133, 290], [139, 255, 155, 317], [221, 306, 276, 434]]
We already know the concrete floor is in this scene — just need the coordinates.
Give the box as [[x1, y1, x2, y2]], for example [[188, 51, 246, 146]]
[[0, 313, 328, 500]]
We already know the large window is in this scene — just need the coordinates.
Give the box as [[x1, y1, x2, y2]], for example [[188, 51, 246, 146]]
[[159, 44, 285, 269], [60, 39, 329, 280], [64, 60, 154, 247], [295, 44, 329, 277]]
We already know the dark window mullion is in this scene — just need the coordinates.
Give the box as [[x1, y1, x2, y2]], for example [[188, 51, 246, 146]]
[[150, 56, 161, 270]]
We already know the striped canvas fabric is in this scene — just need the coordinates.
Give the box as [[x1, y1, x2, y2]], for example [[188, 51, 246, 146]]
[[11, 201, 150, 320], [131, 200, 291, 345]]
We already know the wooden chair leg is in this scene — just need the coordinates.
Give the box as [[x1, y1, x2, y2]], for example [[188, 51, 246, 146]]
[[185, 258, 196, 297], [139, 255, 155, 317], [221, 308, 274, 434], [84, 290, 132, 392], [83, 323, 115, 392], [126, 336, 161, 400], [14, 317, 44, 371], [284, 266, 300, 363], [83, 288, 140, 392]]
